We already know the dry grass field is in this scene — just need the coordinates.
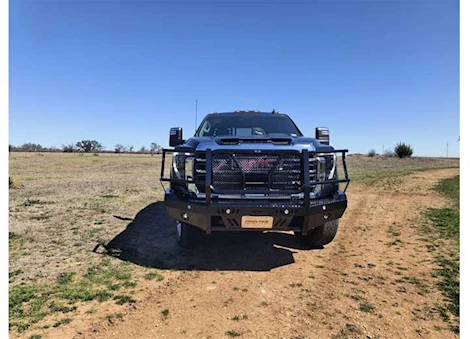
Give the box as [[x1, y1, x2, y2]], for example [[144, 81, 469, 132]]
[[9, 152, 459, 338]]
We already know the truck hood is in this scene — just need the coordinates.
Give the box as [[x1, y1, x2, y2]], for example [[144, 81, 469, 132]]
[[178, 136, 335, 152]]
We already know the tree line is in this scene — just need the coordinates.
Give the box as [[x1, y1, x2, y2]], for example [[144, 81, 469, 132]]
[[9, 140, 163, 155]]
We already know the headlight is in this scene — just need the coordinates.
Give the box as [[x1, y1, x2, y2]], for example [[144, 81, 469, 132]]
[[309, 152, 337, 197], [184, 157, 194, 180], [172, 153, 194, 180]]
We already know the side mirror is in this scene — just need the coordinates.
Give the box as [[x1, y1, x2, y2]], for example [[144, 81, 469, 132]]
[[315, 127, 330, 145], [169, 127, 183, 147]]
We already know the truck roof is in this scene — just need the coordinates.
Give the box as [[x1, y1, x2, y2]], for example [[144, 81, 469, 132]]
[[210, 110, 286, 115]]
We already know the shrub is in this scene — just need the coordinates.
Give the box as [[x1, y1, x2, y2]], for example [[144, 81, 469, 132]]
[[383, 149, 395, 157], [394, 142, 413, 158], [367, 149, 377, 157]]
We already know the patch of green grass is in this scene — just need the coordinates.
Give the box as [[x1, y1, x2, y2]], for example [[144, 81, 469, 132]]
[[95, 290, 114, 302], [29, 335, 42, 339], [9, 286, 50, 332], [359, 303, 375, 313], [56, 272, 75, 285], [403, 276, 430, 295], [424, 208, 459, 239], [10, 276, 121, 332], [49, 301, 76, 314], [84, 264, 132, 283], [143, 272, 164, 281], [107, 283, 122, 291], [225, 330, 241, 337], [52, 318, 71, 328], [161, 309, 170, 317], [433, 257, 459, 318], [10, 261, 139, 331], [113, 295, 136, 305], [421, 174, 459, 332], [122, 281, 137, 288], [433, 175, 459, 204], [57, 284, 95, 302], [9, 285, 38, 311]]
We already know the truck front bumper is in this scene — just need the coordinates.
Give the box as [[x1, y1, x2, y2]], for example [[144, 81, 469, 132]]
[[164, 190, 347, 235]]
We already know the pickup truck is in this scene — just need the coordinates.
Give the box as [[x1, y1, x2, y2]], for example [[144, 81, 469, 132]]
[[160, 110, 350, 248]]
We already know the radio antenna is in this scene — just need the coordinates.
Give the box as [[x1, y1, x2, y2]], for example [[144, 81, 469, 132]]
[[195, 99, 198, 132]]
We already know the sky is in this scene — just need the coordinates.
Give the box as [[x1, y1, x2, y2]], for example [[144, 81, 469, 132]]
[[9, 0, 460, 157]]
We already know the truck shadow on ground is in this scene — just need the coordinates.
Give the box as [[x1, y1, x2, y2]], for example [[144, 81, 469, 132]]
[[102, 202, 320, 272]]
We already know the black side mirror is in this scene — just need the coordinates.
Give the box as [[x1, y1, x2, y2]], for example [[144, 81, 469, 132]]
[[169, 127, 183, 147], [315, 127, 330, 145]]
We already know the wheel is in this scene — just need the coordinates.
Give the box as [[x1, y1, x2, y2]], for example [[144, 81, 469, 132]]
[[295, 219, 339, 248], [175, 220, 200, 248]]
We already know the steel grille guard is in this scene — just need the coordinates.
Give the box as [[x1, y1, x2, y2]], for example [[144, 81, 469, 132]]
[[160, 148, 350, 204]]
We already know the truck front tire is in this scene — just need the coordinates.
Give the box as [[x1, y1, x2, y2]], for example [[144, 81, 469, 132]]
[[295, 219, 339, 248]]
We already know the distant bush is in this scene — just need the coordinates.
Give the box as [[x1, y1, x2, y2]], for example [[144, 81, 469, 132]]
[[75, 140, 103, 153], [61, 144, 76, 153], [114, 144, 126, 153], [394, 142, 413, 158], [383, 149, 395, 157], [367, 149, 377, 157]]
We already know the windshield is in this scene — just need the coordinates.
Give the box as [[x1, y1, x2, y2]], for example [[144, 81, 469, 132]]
[[196, 114, 302, 137]]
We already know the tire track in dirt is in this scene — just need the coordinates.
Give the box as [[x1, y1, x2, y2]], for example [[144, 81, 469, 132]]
[[61, 168, 459, 339]]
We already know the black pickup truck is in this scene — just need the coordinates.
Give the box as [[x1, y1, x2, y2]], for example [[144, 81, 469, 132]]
[[160, 110, 350, 248]]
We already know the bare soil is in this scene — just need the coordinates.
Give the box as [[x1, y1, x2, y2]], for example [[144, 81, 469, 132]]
[[9, 153, 459, 338]]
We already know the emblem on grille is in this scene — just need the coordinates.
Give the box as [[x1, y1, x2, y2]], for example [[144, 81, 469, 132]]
[[255, 158, 277, 168]]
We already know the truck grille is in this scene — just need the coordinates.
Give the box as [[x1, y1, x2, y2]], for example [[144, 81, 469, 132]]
[[211, 153, 302, 192]]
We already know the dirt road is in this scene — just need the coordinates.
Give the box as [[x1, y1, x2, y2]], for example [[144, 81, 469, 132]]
[[48, 168, 459, 339]]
